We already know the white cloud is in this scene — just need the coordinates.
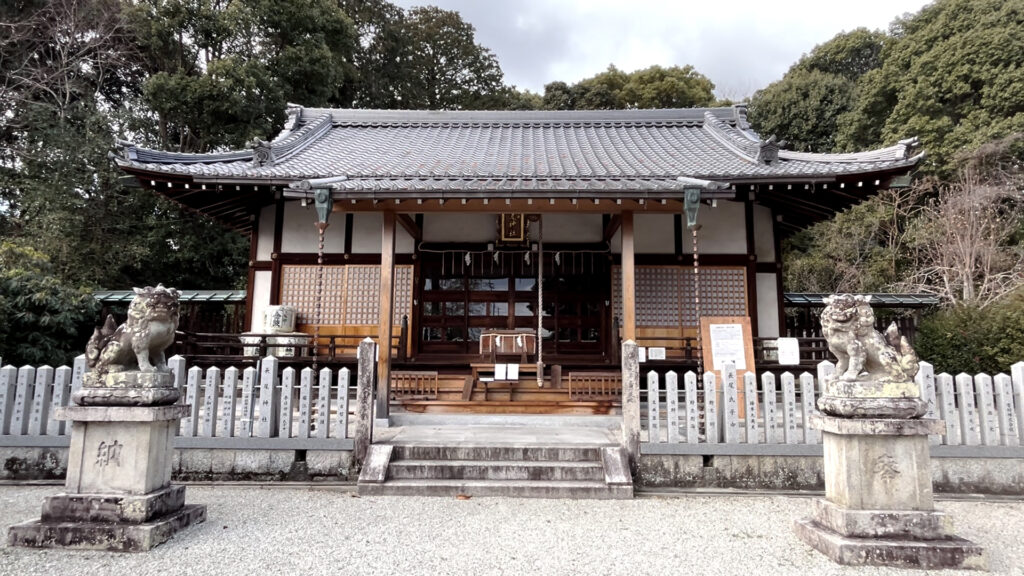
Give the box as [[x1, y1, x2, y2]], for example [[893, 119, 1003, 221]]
[[392, 0, 930, 97]]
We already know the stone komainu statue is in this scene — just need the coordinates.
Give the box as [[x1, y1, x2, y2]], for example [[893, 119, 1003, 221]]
[[820, 294, 919, 384], [86, 285, 180, 377]]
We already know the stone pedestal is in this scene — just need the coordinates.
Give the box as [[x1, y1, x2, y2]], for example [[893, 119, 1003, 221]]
[[795, 414, 986, 570], [7, 405, 206, 552]]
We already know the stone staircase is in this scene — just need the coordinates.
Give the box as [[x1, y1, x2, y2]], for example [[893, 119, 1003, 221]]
[[357, 429, 633, 499]]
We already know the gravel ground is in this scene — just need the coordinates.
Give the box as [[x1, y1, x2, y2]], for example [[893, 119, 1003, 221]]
[[1, 485, 1023, 576]]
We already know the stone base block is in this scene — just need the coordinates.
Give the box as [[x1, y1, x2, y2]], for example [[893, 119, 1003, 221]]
[[811, 498, 951, 539], [75, 371, 179, 406], [795, 517, 986, 570], [41, 485, 186, 524], [8, 504, 206, 552]]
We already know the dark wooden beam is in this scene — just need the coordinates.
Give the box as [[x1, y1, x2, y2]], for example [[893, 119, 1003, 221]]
[[397, 214, 422, 241], [603, 214, 622, 243]]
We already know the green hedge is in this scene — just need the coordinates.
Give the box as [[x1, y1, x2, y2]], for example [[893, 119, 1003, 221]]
[[915, 292, 1024, 375]]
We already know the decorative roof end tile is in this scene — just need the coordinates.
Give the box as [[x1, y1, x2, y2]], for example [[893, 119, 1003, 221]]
[[251, 139, 274, 167]]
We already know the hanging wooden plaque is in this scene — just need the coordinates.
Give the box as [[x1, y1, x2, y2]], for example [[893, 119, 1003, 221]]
[[497, 213, 527, 245]]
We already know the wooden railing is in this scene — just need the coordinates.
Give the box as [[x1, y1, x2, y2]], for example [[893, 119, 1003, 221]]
[[627, 336, 834, 372], [173, 324, 408, 367]]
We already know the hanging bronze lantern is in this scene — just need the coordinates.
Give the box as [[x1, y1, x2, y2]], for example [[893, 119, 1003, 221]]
[[684, 187, 701, 230]]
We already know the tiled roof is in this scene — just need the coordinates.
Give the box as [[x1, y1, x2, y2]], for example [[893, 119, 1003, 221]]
[[783, 293, 939, 308], [114, 105, 922, 191], [94, 290, 246, 303]]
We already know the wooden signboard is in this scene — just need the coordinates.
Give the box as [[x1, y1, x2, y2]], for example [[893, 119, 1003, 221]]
[[700, 316, 756, 418]]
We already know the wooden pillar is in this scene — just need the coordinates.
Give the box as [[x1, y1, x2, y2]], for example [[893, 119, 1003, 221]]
[[375, 212, 396, 420], [621, 211, 636, 342]]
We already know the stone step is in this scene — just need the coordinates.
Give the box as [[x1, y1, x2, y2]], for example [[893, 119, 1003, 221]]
[[359, 478, 633, 499], [387, 459, 606, 481], [391, 444, 606, 462]]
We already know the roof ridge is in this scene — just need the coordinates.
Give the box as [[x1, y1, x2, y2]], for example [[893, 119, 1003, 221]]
[[299, 107, 738, 126], [701, 111, 760, 163]]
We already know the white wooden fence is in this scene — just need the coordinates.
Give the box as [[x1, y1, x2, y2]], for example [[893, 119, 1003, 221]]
[[642, 360, 1024, 452], [0, 355, 354, 447]]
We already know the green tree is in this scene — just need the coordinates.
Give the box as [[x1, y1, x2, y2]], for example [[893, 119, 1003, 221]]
[[747, 69, 855, 152], [837, 0, 1024, 175], [748, 28, 887, 152], [619, 65, 715, 109], [396, 6, 506, 110], [0, 242, 98, 366], [542, 64, 715, 110], [338, 0, 408, 108], [124, 0, 357, 151]]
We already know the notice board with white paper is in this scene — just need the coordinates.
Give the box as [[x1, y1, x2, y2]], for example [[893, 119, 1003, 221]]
[[699, 316, 756, 418]]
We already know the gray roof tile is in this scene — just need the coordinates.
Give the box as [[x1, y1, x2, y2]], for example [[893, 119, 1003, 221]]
[[115, 106, 922, 192]]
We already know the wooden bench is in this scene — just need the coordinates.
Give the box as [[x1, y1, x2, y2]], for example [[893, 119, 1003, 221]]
[[391, 371, 439, 400], [567, 371, 622, 401], [463, 363, 540, 401]]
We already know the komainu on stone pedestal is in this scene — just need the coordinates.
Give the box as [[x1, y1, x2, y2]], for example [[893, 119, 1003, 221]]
[[795, 293, 985, 570], [7, 284, 206, 552], [77, 285, 181, 407], [818, 294, 926, 419]]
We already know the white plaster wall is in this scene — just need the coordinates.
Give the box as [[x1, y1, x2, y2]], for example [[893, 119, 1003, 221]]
[[610, 204, 746, 254], [350, 213, 415, 254], [256, 205, 275, 261], [753, 203, 776, 262], [531, 214, 603, 243], [680, 200, 746, 254], [756, 272, 780, 337], [250, 270, 272, 332], [634, 214, 675, 254], [281, 201, 347, 253], [423, 213, 495, 243]]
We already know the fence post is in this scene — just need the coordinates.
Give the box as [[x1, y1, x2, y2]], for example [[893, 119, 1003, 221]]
[[721, 362, 739, 444], [665, 371, 679, 444], [956, 373, 981, 446], [703, 371, 718, 444], [221, 367, 239, 438], [995, 374, 1019, 447], [299, 368, 315, 439], [12, 366, 36, 436], [203, 367, 221, 437], [761, 372, 777, 444], [169, 355, 187, 404], [0, 365, 18, 435], [799, 372, 819, 444], [240, 367, 257, 438], [743, 372, 759, 444], [975, 373, 998, 446], [257, 356, 280, 438], [29, 366, 53, 436], [315, 367, 331, 439], [937, 373, 961, 445], [780, 372, 797, 444], [183, 366, 201, 437], [646, 370, 660, 443], [1012, 362, 1024, 445], [71, 355, 86, 399], [816, 360, 835, 398], [48, 366, 71, 436], [621, 340, 641, 468], [278, 367, 295, 439], [354, 338, 376, 467], [916, 361, 939, 445], [337, 367, 351, 439], [684, 371, 698, 444]]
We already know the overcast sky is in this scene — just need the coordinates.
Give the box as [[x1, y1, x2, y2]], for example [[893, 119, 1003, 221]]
[[392, 0, 932, 99]]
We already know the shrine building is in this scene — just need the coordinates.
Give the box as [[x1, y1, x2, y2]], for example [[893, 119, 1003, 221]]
[[113, 105, 921, 415]]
